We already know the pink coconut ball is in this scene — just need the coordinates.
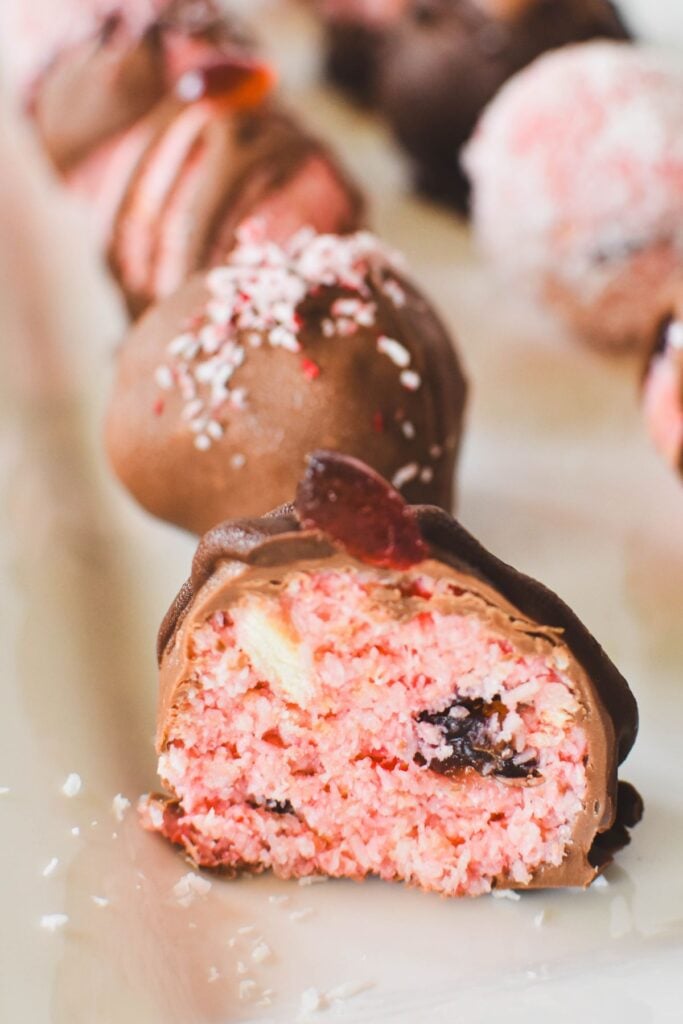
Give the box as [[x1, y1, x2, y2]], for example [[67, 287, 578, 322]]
[[642, 297, 683, 477], [463, 41, 683, 353]]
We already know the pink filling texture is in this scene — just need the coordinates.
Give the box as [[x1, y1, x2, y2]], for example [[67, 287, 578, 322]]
[[141, 567, 588, 896], [643, 350, 683, 468]]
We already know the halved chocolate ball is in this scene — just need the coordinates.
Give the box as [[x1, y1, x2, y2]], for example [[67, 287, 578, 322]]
[[141, 451, 641, 894]]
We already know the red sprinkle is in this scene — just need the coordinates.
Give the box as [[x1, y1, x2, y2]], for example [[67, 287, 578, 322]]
[[301, 358, 321, 381], [372, 411, 385, 433], [152, 398, 165, 416]]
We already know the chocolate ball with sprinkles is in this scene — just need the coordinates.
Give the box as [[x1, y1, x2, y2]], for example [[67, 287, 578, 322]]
[[140, 451, 641, 893], [642, 289, 683, 478], [105, 224, 467, 534]]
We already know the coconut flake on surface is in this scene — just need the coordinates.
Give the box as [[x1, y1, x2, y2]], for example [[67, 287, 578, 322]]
[[92, 895, 110, 908], [492, 889, 521, 901], [42, 858, 59, 878], [251, 940, 272, 964], [172, 872, 212, 907], [299, 987, 324, 1014], [61, 773, 82, 797], [238, 979, 258, 1001], [207, 966, 220, 983], [40, 913, 68, 932], [326, 979, 374, 1002], [112, 793, 131, 821]]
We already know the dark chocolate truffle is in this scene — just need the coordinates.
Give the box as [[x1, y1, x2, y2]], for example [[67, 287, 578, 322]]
[[642, 292, 683, 477], [316, 0, 408, 105], [378, 0, 630, 210], [140, 451, 640, 894], [105, 227, 467, 533]]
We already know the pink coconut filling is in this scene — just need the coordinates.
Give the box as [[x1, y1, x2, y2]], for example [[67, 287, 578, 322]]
[[141, 567, 588, 896], [643, 349, 683, 468]]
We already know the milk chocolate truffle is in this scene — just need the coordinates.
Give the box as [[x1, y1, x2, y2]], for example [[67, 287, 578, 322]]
[[139, 451, 641, 894], [642, 297, 683, 478], [316, 0, 408, 105], [378, 0, 629, 209], [27, 0, 253, 171], [464, 42, 683, 351], [106, 227, 466, 533]]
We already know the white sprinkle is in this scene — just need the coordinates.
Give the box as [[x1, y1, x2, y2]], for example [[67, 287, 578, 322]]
[[40, 914, 68, 932], [92, 896, 110, 908], [227, 938, 237, 949], [326, 980, 374, 1002], [298, 876, 328, 887], [71, 827, 80, 837], [401, 420, 416, 440], [492, 889, 521, 901], [207, 966, 220, 983], [391, 462, 419, 489], [420, 466, 434, 484], [238, 979, 257, 1001], [300, 987, 324, 1013], [289, 907, 314, 922], [112, 794, 131, 822], [251, 941, 272, 965], [399, 369, 421, 391], [236, 961, 248, 975], [181, 398, 204, 422], [173, 872, 212, 908], [377, 335, 411, 368], [154, 365, 174, 390], [90, 820, 98, 827], [237, 924, 256, 935], [383, 278, 407, 307], [533, 910, 546, 928], [42, 858, 59, 878], [429, 444, 442, 458], [194, 434, 211, 452], [667, 320, 683, 350], [0, 787, 9, 795], [553, 650, 570, 670], [268, 894, 290, 906], [206, 420, 223, 440], [61, 773, 82, 798], [230, 452, 246, 470]]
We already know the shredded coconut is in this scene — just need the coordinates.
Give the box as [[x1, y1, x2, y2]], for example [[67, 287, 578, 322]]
[[61, 773, 82, 797], [173, 872, 212, 907], [112, 794, 131, 821], [251, 940, 272, 964], [40, 914, 68, 932], [42, 858, 59, 878], [92, 896, 110, 908]]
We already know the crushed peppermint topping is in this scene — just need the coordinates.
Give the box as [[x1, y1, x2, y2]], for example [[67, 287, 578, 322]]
[[400, 369, 422, 391], [377, 335, 411, 368], [392, 463, 419, 489], [153, 223, 406, 450]]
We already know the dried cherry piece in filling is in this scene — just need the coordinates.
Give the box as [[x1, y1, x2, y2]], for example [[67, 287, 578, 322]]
[[296, 451, 427, 569]]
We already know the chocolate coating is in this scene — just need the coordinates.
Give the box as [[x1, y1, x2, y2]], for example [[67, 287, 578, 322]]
[[316, 1, 408, 105], [378, 0, 630, 210], [156, 452, 640, 887], [31, 0, 252, 171], [106, 234, 467, 533]]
